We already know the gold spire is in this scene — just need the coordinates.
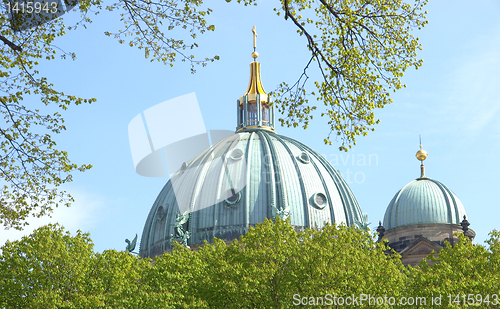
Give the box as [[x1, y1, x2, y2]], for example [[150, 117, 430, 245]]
[[244, 62, 266, 97], [244, 26, 267, 98], [236, 25, 274, 133], [416, 136, 428, 179]]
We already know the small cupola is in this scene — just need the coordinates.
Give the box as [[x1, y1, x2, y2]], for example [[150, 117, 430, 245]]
[[236, 26, 275, 133]]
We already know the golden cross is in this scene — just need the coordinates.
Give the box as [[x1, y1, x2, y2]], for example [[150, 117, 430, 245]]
[[252, 25, 257, 49]]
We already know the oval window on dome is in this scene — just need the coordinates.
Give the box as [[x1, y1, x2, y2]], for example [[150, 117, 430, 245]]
[[297, 151, 310, 164], [156, 205, 166, 221], [224, 189, 241, 207], [312, 193, 327, 209], [230, 148, 244, 161]]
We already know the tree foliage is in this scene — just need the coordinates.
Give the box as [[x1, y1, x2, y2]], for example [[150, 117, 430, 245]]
[[196, 217, 406, 308], [0, 224, 152, 308], [405, 231, 500, 308], [1, 221, 500, 308], [0, 0, 217, 229], [273, 0, 428, 150], [0, 224, 95, 307], [0, 2, 95, 230], [103, 0, 219, 72], [0, 219, 404, 308], [141, 243, 208, 308]]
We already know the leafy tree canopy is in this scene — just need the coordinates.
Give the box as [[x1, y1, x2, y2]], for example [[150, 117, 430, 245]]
[[0, 224, 152, 308], [194, 217, 406, 308], [1, 221, 499, 308], [0, 0, 216, 229], [406, 231, 500, 309]]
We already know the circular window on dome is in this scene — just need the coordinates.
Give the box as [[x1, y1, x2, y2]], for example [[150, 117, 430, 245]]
[[224, 189, 241, 207], [156, 205, 166, 221], [297, 151, 310, 164], [230, 148, 244, 161], [312, 192, 327, 209]]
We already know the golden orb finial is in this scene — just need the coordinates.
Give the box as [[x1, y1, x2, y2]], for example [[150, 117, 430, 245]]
[[416, 136, 428, 179], [416, 145, 428, 161], [416, 135, 427, 161]]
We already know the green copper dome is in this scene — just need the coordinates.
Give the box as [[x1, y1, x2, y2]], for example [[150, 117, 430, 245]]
[[140, 130, 366, 258], [139, 34, 366, 258], [383, 178, 468, 230]]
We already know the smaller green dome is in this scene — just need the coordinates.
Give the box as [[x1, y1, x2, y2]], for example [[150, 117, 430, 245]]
[[383, 178, 467, 230]]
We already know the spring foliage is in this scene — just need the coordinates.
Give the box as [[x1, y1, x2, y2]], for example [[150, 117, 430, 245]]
[[1, 219, 499, 308], [0, 0, 216, 229], [274, 0, 428, 150]]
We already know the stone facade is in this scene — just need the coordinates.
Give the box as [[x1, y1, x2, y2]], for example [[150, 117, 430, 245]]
[[382, 223, 475, 266]]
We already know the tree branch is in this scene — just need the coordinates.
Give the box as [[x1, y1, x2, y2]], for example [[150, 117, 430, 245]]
[[0, 35, 22, 52], [283, 9, 340, 76]]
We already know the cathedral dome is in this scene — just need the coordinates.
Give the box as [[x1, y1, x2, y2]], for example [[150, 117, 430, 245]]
[[382, 178, 467, 230], [380, 143, 474, 266], [139, 28, 366, 258], [140, 130, 366, 258]]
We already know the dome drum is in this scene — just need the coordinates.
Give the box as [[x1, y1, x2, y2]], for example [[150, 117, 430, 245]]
[[383, 223, 465, 252]]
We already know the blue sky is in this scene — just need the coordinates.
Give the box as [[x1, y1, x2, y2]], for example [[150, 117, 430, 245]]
[[2, 0, 500, 252]]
